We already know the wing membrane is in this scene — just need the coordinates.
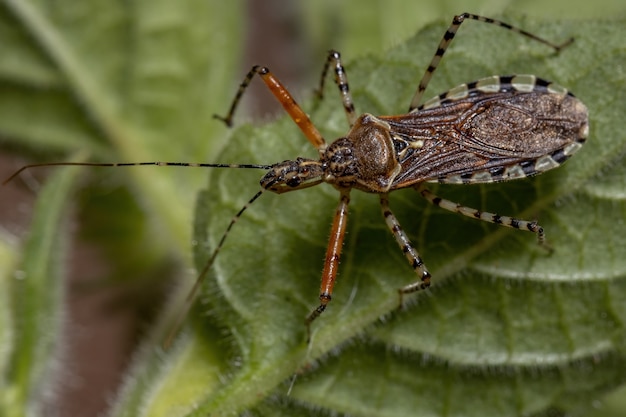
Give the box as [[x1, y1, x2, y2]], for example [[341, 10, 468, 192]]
[[381, 86, 586, 187]]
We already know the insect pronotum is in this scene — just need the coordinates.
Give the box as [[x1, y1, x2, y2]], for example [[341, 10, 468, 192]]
[[4, 13, 589, 343]]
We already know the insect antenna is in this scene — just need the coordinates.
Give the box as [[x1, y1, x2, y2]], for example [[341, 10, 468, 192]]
[[3, 159, 274, 348], [2, 161, 273, 185], [163, 187, 267, 349]]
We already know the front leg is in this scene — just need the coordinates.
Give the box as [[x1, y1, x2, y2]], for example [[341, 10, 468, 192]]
[[314, 50, 357, 127]]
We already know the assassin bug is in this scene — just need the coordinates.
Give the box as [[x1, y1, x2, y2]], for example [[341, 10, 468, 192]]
[[4, 13, 589, 342]]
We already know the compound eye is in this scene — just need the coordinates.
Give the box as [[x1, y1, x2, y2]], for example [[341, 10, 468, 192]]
[[286, 177, 302, 187]]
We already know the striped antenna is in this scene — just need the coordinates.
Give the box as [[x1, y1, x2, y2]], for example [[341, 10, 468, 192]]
[[2, 161, 273, 185], [3, 159, 273, 348], [163, 188, 267, 349]]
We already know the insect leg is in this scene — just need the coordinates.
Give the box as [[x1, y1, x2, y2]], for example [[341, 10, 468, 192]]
[[409, 13, 574, 111], [380, 194, 432, 307], [418, 184, 548, 248], [305, 190, 350, 342], [215, 66, 326, 150], [314, 50, 357, 127]]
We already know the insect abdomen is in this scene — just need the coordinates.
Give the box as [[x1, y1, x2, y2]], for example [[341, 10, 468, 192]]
[[437, 84, 588, 184], [388, 75, 589, 186]]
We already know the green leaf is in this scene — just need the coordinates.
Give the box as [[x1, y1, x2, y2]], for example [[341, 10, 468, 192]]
[[158, 16, 625, 417], [0, 0, 245, 257], [1, 162, 81, 416], [0, 0, 244, 415]]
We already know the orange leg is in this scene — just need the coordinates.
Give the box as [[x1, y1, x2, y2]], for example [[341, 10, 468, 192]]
[[305, 190, 351, 341], [215, 66, 326, 150]]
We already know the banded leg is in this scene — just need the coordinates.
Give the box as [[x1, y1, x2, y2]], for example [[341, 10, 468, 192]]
[[380, 194, 432, 306], [417, 184, 548, 247], [215, 66, 326, 150], [409, 12, 574, 110], [305, 190, 350, 341], [314, 50, 358, 127]]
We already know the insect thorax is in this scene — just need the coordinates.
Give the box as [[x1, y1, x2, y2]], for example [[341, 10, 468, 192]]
[[322, 114, 401, 192]]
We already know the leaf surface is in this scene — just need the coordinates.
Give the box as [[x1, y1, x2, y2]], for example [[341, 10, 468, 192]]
[[181, 16, 626, 417]]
